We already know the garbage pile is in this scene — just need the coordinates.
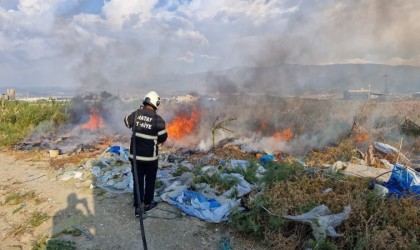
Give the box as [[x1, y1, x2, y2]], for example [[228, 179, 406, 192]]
[[88, 145, 266, 223], [327, 141, 420, 197], [62, 140, 420, 226], [90, 146, 133, 194]]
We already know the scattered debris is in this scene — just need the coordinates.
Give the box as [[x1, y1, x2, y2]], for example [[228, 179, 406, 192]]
[[58, 170, 83, 181], [330, 161, 392, 182], [284, 204, 351, 240], [72, 226, 94, 240]]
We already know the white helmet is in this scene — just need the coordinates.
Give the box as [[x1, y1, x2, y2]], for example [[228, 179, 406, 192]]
[[143, 91, 160, 109]]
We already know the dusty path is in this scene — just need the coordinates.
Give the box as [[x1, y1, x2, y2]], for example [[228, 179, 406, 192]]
[[0, 151, 261, 250]]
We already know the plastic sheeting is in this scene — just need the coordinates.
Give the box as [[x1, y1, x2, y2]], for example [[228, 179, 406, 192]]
[[374, 142, 398, 154], [260, 154, 275, 164], [384, 164, 420, 196], [160, 172, 253, 223], [330, 161, 392, 183], [284, 205, 351, 240], [374, 142, 409, 163], [221, 173, 253, 198], [165, 190, 238, 223], [91, 146, 133, 194], [90, 146, 260, 223]]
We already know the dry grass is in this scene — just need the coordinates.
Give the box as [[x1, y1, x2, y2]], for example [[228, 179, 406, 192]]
[[306, 139, 358, 166], [232, 166, 420, 249], [6, 223, 28, 238]]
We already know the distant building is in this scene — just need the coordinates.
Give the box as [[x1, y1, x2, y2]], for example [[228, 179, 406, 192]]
[[413, 92, 420, 99], [1, 88, 16, 100], [343, 87, 370, 100], [7, 89, 16, 100]]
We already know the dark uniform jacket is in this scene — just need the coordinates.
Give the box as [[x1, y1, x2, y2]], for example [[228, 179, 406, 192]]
[[124, 107, 167, 161]]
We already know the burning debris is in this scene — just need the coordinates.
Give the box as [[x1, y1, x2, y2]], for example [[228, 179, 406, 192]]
[[166, 106, 201, 141], [81, 109, 105, 131], [272, 128, 294, 142]]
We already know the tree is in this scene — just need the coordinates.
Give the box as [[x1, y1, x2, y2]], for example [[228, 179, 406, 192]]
[[211, 116, 236, 148]]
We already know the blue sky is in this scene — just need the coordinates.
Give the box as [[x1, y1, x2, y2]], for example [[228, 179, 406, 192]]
[[0, 0, 419, 90], [56, 0, 105, 16]]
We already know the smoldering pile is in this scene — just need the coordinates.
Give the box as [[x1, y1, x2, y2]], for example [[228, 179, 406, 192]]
[[162, 95, 420, 159], [14, 92, 128, 154]]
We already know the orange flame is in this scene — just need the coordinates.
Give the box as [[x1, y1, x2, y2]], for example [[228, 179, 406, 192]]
[[81, 108, 104, 131], [354, 133, 370, 142], [167, 107, 201, 140], [273, 128, 294, 142]]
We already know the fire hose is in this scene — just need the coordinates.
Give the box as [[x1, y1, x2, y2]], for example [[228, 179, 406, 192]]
[[131, 112, 148, 250]]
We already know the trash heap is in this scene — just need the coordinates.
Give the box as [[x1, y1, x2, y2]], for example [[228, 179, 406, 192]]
[[89, 145, 267, 223], [58, 139, 420, 248], [328, 141, 420, 197], [90, 146, 133, 194]]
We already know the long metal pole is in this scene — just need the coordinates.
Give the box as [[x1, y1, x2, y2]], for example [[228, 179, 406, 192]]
[[132, 115, 148, 249]]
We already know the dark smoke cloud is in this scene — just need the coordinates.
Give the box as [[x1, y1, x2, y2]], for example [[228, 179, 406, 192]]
[[206, 73, 238, 95]]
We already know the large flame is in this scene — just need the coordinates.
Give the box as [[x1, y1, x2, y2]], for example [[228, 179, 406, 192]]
[[273, 128, 294, 142], [167, 107, 201, 140], [81, 108, 105, 131]]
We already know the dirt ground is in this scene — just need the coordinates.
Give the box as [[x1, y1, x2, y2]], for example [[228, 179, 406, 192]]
[[0, 150, 262, 250]]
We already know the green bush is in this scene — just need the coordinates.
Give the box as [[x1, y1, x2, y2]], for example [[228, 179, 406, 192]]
[[193, 172, 240, 193], [262, 161, 304, 187], [0, 100, 69, 147], [227, 160, 260, 184], [231, 195, 271, 238]]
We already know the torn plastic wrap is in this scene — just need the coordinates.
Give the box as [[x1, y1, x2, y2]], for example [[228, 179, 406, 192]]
[[221, 173, 253, 198], [284, 204, 351, 240]]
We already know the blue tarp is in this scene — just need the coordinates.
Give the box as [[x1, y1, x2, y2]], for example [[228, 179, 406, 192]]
[[260, 154, 275, 164], [384, 164, 420, 196], [166, 190, 237, 223]]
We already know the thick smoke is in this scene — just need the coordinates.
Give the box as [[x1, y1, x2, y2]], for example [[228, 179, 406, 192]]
[[13, 1, 420, 153], [187, 96, 363, 153]]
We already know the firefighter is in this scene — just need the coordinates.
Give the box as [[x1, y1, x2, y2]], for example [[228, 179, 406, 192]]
[[124, 91, 167, 216]]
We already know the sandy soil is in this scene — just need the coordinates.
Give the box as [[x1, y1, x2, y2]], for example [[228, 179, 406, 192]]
[[0, 150, 262, 250]]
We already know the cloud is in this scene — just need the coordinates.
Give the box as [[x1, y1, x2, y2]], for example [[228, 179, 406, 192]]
[[102, 0, 156, 28], [177, 51, 194, 63], [199, 54, 219, 60], [0, 0, 420, 90], [175, 29, 208, 46]]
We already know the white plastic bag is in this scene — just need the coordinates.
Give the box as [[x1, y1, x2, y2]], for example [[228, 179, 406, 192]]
[[284, 204, 351, 240]]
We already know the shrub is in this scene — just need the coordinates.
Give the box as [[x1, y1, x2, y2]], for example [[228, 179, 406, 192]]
[[0, 100, 69, 146], [231, 170, 420, 249], [262, 161, 304, 187]]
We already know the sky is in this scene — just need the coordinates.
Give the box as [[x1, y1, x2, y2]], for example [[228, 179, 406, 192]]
[[1, 0, 420, 91]]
